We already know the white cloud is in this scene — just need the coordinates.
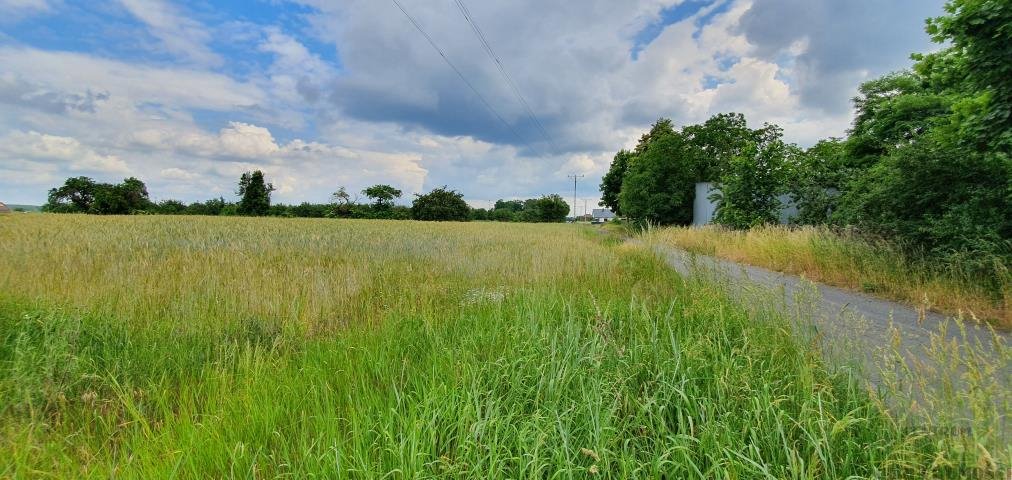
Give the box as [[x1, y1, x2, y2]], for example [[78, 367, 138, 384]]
[[116, 0, 222, 66], [0, 131, 129, 174], [0, 47, 263, 111], [159, 167, 198, 181]]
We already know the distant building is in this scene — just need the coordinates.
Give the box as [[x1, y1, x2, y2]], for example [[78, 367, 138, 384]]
[[0, 202, 10, 214], [592, 208, 616, 223]]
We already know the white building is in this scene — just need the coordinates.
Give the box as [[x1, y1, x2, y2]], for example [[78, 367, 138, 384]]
[[592, 208, 616, 223]]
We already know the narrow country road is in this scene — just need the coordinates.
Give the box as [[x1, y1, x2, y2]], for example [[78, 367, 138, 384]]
[[653, 244, 1007, 356], [649, 242, 1009, 437]]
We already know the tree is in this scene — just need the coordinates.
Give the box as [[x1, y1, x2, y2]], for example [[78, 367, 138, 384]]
[[237, 170, 274, 216], [713, 124, 795, 229], [493, 199, 524, 213], [157, 199, 187, 215], [620, 130, 697, 225], [790, 139, 848, 225], [927, 0, 1012, 149], [44, 176, 99, 212], [362, 184, 402, 209], [43, 176, 152, 214], [682, 112, 753, 181], [185, 197, 229, 216], [411, 187, 470, 221], [329, 187, 355, 218], [599, 150, 631, 215], [633, 118, 675, 154], [490, 208, 517, 222], [529, 195, 570, 223]]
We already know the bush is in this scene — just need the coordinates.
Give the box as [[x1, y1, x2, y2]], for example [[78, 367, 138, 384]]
[[411, 187, 470, 222], [835, 135, 1011, 265]]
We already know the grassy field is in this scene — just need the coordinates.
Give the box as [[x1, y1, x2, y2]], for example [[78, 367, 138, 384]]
[[0, 215, 1006, 478], [645, 225, 1011, 328]]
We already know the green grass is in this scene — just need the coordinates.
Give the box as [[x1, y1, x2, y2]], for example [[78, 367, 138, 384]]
[[0, 215, 1006, 478]]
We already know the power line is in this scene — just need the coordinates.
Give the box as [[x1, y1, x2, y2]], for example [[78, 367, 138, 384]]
[[452, 0, 560, 154], [389, 0, 542, 157]]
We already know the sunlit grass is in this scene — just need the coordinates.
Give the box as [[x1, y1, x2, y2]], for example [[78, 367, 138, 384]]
[[645, 225, 1010, 328], [0, 214, 1006, 478]]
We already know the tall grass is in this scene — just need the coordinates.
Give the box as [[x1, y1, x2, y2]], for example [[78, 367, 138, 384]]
[[0, 215, 1006, 477], [645, 225, 1010, 328]]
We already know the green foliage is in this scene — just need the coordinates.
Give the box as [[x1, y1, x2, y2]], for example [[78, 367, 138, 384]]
[[489, 208, 518, 222], [809, 0, 1012, 276], [234, 172, 271, 215], [836, 134, 1010, 264], [156, 199, 187, 215], [328, 187, 355, 218], [411, 186, 471, 221], [846, 72, 954, 164], [493, 199, 523, 212], [598, 150, 631, 215], [619, 129, 696, 225], [469, 208, 490, 221], [236, 170, 275, 216], [43, 176, 152, 214], [789, 139, 848, 225], [928, 0, 1012, 149], [186, 197, 230, 216], [682, 112, 753, 180], [527, 194, 570, 223], [362, 184, 402, 209], [485, 196, 569, 223], [713, 125, 796, 229]]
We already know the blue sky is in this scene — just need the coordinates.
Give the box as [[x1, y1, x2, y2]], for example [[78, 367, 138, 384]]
[[0, 0, 945, 208]]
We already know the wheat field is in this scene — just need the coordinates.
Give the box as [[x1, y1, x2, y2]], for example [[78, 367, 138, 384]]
[[0, 215, 1005, 478]]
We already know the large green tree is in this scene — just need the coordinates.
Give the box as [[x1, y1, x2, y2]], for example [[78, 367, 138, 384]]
[[43, 176, 152, 214], [927, 0, 1012, 149], [362, 184, 402, 209], [598, 149, 631, 215], [682, 112, 753, 181], [237, 170, 275, 216], [619, 130, 696, 225], [529, 194, 570, 223]]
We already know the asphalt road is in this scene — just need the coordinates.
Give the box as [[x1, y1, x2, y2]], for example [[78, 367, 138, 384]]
[[655, 245, 1006, 355], [651, 243, 1009, 436]]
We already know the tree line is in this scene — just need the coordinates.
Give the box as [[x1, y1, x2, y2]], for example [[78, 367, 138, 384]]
[[602, 0, 1010, 280], [42, 172, 571, 223]]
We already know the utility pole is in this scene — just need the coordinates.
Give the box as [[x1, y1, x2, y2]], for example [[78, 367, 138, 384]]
[[567, 174, 583, 221]]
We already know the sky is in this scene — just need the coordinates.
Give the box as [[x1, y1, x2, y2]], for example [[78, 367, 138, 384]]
[[0, 0, 946, 212]]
